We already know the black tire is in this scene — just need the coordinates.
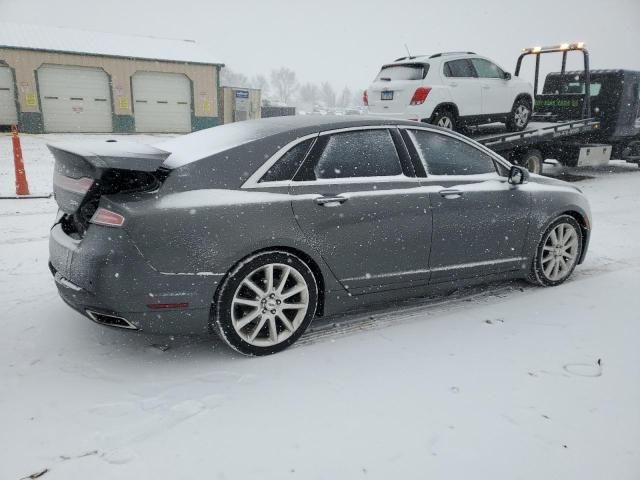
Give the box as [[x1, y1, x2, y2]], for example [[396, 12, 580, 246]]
[[212, 250, 318, 356], [518, 149, 543, 175], [506, 97, 532, 132], [431, 109, 456, 131], [528, 215, 583, 287]]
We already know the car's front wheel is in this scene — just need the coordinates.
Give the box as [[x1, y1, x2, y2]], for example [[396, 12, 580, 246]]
[[506, 98, 531, 132], [212, 251, 318, 356], [529, 215, 583, 286]]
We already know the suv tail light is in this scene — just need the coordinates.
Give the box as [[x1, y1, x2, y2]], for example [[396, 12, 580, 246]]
[[410, 87, 432, 105], [90, 207, 125, 227], [363, 90, 369, 106]]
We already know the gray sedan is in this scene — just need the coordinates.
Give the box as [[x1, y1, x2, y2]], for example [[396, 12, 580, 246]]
[[49, 116, 591, 355]]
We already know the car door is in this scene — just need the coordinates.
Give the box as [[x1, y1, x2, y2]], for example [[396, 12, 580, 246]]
[[403, 127, 532, 283], [289, 127, 433, 294], [470, 58, 512, 115], [442, 59, 482, 117]]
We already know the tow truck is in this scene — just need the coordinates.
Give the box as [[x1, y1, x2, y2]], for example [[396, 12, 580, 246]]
[[464, 43, 640, 174]]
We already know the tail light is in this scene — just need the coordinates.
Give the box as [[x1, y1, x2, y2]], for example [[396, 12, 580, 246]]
[[90, 207, 125, 227], [363, 90, 369, 106], [53, 171, 94, 194], [410, 87, 432, 105]]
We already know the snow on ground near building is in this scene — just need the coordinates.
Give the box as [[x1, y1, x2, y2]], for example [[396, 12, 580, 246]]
[[0, 134, 639, 479]]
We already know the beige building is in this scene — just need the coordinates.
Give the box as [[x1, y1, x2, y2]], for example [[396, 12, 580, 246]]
[[220, 86, 262, 124], [0, 22, 223, 133]]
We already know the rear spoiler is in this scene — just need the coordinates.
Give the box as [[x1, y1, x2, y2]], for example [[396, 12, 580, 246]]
[[47, 141, 171, 172]]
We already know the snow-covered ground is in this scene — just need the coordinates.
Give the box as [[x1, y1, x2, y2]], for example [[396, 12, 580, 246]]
[[1, 134, 639, 479]]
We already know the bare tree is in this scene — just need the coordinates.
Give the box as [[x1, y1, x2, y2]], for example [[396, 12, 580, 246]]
[[320, 82, 337, 108], [299, 82, 320, 105], [338, 86, 353, 108], [270, 67, 298, 105], [220, 68, 249, 87], [251, 74, 270, 97]]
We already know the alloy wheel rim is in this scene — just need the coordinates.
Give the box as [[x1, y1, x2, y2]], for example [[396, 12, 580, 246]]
[[541, 223, 579, 281], [515, 105, 530, 127], [437, 117, 453, 129], [231, 263, 309, 347]]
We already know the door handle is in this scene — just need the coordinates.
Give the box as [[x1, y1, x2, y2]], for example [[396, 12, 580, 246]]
[[439, 189, 464, 199], [449, 82, 458, 87], [315, 195, 348, 206], [482, 85, 491, 90]]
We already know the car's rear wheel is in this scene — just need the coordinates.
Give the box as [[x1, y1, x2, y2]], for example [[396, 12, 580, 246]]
[[432, 109, 456, 131], [212, 251, 318, 356], [506, 98, 531, 132], [529, 215, 583, 286]]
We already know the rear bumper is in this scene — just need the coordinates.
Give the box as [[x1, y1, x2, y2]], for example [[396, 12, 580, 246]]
[[366, 104, 436, 122], [49, 222, 223, 334]]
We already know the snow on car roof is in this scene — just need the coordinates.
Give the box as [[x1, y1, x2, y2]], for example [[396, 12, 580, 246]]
[[0, 22, 222, 66], [160, 115, 418, 169]]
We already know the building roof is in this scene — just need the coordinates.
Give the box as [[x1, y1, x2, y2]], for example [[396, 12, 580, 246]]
[[0, 22, 222, 66]]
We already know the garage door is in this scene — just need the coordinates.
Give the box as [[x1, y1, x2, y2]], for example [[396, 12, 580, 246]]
[[38, 65, 112, 133], [0, 66, 18, 126], [132, 72, 191, 133]]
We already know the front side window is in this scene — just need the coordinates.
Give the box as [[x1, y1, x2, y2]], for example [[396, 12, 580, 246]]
[[303, 129, 403, 180], [260, 138, 314, 183], [443, 59, 476, 78], [409, 130, 497, 176], [470, 59, 504, 79]]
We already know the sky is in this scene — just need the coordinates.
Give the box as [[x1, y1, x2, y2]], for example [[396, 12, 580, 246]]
[[2, 0, 639, 94]]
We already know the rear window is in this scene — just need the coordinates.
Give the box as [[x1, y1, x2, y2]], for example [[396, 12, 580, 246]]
[[375, 63, 429, 81]]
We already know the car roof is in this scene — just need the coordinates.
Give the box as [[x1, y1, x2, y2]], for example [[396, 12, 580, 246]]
[[161, 115, 422, 168]]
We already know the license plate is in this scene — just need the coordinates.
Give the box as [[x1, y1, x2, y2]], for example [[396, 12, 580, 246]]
[[381, 91, 394, 101]]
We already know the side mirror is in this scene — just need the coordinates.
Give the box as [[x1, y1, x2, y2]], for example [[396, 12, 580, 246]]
[[508, 165, 529, 185], [504, 72, 512, 80]]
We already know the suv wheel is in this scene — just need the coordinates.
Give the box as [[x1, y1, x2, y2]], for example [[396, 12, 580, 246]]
[[506, 98, 531, 132], [432, 109, 456, 131], [212, 251, 318, 356]]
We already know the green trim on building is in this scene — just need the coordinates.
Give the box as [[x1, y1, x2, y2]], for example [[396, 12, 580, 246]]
[[113, 114, 135, 133], [192, 116, 219, 131], [19, 112, 44, 133]]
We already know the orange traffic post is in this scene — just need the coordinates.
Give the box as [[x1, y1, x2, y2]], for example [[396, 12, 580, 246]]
[[11, 124, 30, 196]]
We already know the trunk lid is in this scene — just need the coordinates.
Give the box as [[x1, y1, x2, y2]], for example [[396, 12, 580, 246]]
[[49, 140, 170, 234]]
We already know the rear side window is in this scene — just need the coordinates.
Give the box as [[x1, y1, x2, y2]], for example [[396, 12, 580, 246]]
[[302, 129, 403, 180], [444, 59, 476, 78], [409, 130, 497, 176], [260, 138, 314, 182], [375, 64, 429, 81], [470, 59, 504, 79]]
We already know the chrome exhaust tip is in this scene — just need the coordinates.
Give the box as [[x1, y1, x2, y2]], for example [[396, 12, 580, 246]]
[[86, 310, 138, 330]]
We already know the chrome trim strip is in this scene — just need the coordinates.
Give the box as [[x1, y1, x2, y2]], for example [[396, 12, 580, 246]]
[[341, 257, 526, 282]]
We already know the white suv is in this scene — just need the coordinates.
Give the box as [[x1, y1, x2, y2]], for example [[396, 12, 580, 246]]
[[365, 52, 534, 131]]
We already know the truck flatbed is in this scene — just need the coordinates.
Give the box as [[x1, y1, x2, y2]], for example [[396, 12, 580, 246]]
[[468, 119, 600, 153]]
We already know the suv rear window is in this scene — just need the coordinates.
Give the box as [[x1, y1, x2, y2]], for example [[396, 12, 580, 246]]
[[444, 59, 476, 78], [375, 63, 429, 81]]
